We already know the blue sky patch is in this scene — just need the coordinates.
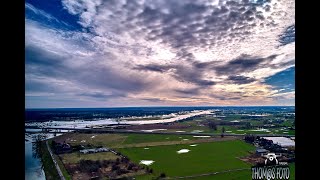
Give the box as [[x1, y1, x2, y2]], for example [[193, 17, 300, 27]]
[[264, 66, 295, 93]]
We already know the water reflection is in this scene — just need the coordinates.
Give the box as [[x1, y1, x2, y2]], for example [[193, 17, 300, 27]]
[[25, 134, 48, 180]]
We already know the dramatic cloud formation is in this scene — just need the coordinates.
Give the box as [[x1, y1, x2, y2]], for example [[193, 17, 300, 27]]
[[25, 0, 295, 108]]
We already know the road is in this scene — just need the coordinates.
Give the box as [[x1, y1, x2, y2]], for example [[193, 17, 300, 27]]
[[46, 141, 65, 180], [26, 126, 295, 137]]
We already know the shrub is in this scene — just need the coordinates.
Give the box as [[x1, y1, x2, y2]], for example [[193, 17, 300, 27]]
[[160, 173, 166, 178]]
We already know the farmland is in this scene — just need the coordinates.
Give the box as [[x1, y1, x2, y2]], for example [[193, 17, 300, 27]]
[[118, 140, 255, 178]]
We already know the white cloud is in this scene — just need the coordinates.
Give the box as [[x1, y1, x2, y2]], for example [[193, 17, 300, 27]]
[[25, 0, 295, 107]]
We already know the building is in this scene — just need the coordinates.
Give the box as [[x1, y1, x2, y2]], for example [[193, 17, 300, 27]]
[[54, 141, 72, 154], [256, 148, 269, 155], [80, 147, 109, 154]]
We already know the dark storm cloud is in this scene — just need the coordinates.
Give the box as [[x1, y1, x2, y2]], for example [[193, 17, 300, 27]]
[[26, 78, 55, 93], [134, 63, 215, 87], [134, 64, 172, 73], [174, 88, 201, 95], [76, 64, 153, 92], [78, 92, 126, 99], [278, 25, 295, 46], [135, 54, 277, 87], [278, 59, 295, 68], [25, 46, 70, 77], [26, 45, 62, 66], [141, 98, 163, 102], [227, 75, 256, 84], [25, 44, 155, 96], [192, 61, 218, 69], [215, 54, 277, 75], [172, 65, 216, 86], [210, 94, 242, 101]]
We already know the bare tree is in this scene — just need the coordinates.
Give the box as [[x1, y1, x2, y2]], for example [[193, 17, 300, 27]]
[[221, 126, 225, 138]]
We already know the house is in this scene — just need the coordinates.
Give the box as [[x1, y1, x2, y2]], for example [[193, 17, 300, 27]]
[[80, 147, 109, 154], [54, 141, 72, 154], [256, 148, 269, 155]]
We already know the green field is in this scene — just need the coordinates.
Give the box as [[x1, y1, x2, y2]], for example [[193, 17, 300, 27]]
[[39, 141, 60, 180], [189, 163, 295, 180], [190, 170, 251, 180], [53, 133, 235, 148], [117, 140, 255, 178], [123, 133, 197, 144], [289, 163, 295, 180]]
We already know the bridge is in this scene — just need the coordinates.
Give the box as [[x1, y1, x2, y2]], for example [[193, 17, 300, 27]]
[[25, 126, 295, 137]]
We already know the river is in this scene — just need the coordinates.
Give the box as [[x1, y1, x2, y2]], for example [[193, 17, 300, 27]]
[[25, 141, 46, 180]]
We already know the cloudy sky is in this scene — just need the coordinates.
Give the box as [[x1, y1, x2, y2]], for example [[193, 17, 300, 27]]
[[25, 0, 295, 108]]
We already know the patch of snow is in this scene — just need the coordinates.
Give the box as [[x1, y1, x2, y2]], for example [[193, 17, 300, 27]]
[[249, 128, 270, 132], [177, 149, 190, 154], [141, 129, 167, 132], [139, 160, 154, 165], [193, 136, 210, 138], [175, 131, 185, 132], [182, 139, 189, 141], [191, 130, 204, 133], [190, 144, 198, 147], [230, 120, 240, 123]]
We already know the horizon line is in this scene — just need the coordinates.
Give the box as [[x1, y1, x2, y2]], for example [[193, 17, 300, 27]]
[[26, 105, 295, 110]]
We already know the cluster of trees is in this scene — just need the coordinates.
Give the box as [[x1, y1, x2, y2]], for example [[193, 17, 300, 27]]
[[244, 135, 257, 144], [207, 121, 226, 137], [72, 156, 143, 177], [32, 134, 47, 167], [207, 121, 217, 130], [238, 122, 252, 129]]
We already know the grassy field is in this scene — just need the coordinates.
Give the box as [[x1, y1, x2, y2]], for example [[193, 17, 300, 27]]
[[48, 140, 72, 180], [191, 163, 295, 180], [190, 169, 251, 180], [289, 163, 295, 180], [39, 141, 60, 180], [53, 133, 238, 148], [123, 133, 196, 144], [117, 140, 255, 177]]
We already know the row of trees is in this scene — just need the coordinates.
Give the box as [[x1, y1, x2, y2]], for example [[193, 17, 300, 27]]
[[207, 121, 225, 137]]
